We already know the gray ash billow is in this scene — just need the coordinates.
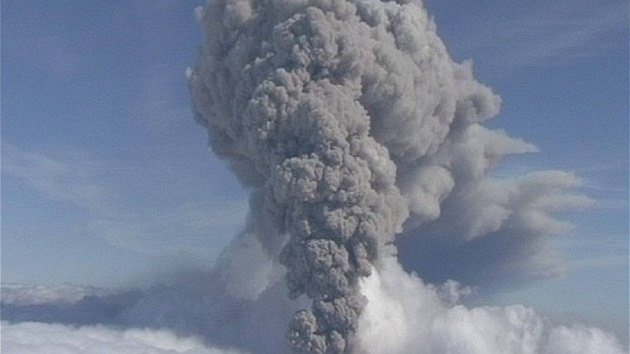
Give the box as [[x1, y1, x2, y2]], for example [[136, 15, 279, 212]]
[[188, 0, 542, 352]]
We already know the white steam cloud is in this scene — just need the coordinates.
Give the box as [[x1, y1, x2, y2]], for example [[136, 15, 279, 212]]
[[2, 0, 625, 353], [356, 259, 625, 354]]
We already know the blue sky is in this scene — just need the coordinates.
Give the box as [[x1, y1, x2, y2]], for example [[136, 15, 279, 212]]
[[2, 0, 628, 340]]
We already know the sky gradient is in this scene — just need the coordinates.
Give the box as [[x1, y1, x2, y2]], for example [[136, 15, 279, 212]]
[[2, 0, 628, 344]]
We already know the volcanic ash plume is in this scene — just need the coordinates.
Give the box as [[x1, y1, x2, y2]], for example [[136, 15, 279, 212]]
[[188, 0, 576, 353]]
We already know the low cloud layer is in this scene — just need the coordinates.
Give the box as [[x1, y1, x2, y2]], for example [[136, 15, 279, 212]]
[[2, 249, 626, 354], [1, 321, 246, 354]]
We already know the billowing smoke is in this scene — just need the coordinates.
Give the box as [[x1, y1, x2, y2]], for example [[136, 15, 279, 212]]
[[187, 0, 598, 353]]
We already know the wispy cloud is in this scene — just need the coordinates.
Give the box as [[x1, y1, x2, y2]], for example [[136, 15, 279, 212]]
[[556, 230, 629, 272], [450, 1, 627, 71], [93, 200, 248, 255], [499, 3, 626, 67], [568, 254, 629, 271], [2, 143, 114, 214], [2, 143, 247, 257]]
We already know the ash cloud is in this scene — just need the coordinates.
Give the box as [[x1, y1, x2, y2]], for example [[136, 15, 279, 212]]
[[398, 170, 594, 289], [187, 0, 598, 351]]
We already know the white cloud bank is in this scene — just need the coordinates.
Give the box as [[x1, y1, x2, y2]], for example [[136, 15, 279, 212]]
[[0, 283, 106, 306], [357, 259, 626, 354], [2, 259, 626, 354], [1, 321, 247, 354]]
